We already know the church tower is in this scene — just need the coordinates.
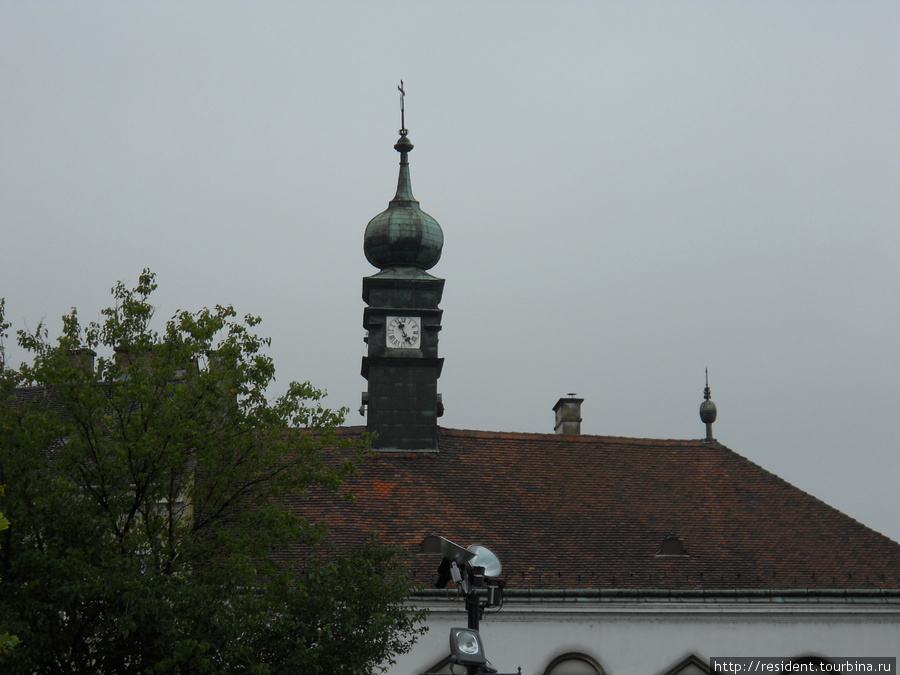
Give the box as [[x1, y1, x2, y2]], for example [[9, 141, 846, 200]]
[[361, 84, 444, 451]]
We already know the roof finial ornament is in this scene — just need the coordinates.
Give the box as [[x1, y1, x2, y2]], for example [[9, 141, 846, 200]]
[[398, 79, 408, 137], [699, 368, 718, 444], [363, 81, 443, 272], [393, 81, 414, 155]]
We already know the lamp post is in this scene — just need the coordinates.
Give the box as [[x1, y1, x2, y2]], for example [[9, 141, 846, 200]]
[[418, 535, 517, 675]]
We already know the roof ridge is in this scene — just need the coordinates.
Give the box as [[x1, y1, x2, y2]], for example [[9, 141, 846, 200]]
[[437, 426, 706, 445]]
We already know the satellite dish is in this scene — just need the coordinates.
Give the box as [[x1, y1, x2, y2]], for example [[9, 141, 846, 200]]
[[419, 535, 476, 565], [467, 544, 502, 577]]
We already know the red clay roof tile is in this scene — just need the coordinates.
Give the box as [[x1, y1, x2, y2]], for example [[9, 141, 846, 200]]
[[299, 426, 900, 591]]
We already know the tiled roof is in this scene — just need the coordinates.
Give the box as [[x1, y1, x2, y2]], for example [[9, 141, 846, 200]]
[[12, 386, 64, 410], [301, 426, 900, 591]]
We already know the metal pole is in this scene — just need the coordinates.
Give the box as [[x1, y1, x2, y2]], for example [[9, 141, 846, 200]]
[[466, 588, 480, 675]]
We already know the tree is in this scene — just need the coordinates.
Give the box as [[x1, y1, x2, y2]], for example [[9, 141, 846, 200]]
[[0, 272, 425, 674], [0, 494, 19, 657], [0, 301, 20, 657]]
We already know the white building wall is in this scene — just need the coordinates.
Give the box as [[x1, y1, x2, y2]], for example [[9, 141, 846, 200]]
[[391, 600, 900, 675]]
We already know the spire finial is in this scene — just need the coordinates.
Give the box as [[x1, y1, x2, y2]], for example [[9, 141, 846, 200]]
[[398, 80, 407, 137], [699, 368, 717, 443], [363, 82, 443, 271], [394, 81, 413, 155]]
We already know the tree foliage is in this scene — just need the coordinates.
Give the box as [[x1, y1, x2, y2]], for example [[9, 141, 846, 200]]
[[0, 272, 425, 674], [0, 487, 19, 657]]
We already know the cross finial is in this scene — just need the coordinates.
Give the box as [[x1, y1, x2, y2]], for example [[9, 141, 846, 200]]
[[398, 80, 407, 136], [703, 367, 712, 401]]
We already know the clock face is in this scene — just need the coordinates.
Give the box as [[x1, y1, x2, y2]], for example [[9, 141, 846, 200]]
[[386, 316, 421, 349]]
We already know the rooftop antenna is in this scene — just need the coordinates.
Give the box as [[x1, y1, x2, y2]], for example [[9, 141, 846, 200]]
[[398, 79, 408, 137]]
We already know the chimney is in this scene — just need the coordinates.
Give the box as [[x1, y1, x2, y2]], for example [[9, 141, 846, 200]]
[[68, 348, 96, 374], [553, 395, 583, 435], [114, 346, 148, 369]]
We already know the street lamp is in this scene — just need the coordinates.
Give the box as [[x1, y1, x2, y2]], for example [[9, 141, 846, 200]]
[[449, 627, 488, 668], [418, 535, 517, 675]]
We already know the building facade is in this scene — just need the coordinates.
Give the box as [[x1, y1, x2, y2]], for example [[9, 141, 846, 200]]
[[315, 114, 900, 674]]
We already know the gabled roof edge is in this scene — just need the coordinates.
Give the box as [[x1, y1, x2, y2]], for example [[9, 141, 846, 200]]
[[411, 588, 900, 603]]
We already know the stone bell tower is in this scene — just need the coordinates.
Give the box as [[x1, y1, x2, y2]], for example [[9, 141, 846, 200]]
[[360, 83, 444, 451]]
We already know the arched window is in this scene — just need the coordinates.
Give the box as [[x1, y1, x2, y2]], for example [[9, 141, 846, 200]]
[[543, 652, 605, 675], [662, 654, 710, 674], [420, 655, 452, 674]]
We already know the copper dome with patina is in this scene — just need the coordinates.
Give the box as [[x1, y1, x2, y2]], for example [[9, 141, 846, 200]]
[[363, 131, 444, 271]]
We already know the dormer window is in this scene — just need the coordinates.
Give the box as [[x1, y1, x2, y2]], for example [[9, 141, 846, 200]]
[[655, 536, 689, 558]]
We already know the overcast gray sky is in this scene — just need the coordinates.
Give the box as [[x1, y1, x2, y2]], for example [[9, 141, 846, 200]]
[[3, 2, 899, 544]]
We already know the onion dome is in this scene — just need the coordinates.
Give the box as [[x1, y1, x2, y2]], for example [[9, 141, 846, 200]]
[[363, 129, 444, 271]]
